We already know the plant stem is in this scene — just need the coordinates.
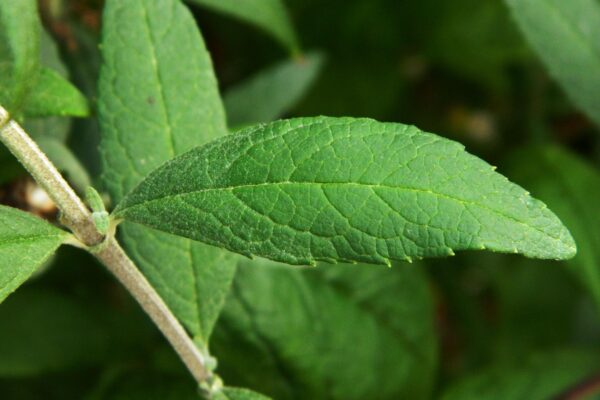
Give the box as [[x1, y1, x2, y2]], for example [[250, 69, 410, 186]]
[[0, 107, 103, 245], [0, 105, 213, 385]]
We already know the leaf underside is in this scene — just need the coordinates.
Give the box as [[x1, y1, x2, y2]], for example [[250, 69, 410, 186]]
[[116, 116, 576, 266]]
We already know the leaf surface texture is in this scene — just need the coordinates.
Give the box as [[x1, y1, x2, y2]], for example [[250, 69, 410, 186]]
[[117, 117, 576, 265], [98, 0, 236, 346]]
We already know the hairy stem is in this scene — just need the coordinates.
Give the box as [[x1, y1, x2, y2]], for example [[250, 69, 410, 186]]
[[0, 105, 213, 385]]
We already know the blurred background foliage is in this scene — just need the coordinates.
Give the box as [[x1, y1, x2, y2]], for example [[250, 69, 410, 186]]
[[1, 0, 600, 398]]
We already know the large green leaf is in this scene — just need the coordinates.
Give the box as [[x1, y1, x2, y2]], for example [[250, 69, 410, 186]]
[[441, 349, 600, 400], [224, 52, 324, 127], [505, 0, 600, 127], [188, 0, 299, 54], [0, 205, 68, 303], [212, 260, 437, 400], [0, 0, 89, 118], [116, 117, 576, 265], [98, 0, 236, 347], [506, 145, 600, 309]]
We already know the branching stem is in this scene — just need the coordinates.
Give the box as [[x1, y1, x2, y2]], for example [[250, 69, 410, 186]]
[[0, 105, 213, 386]]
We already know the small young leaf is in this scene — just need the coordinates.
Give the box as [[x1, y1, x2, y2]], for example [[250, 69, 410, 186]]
[[188, 0, 300, 54], [215, 387, 272, 400], [98, 0, 236, 346], [116, 117, 576, 265], [441, 349, 600, 400], [0, 205, 68, 303], [506, 145, 600, 311], [505, 0, 600, 127], [212, 260, 436, 400], [224, 52, 324, 127]]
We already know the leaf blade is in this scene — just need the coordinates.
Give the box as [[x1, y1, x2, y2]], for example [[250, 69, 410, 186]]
[[505, 0, 600, 127], [0, 205, 68, 303], [188, 0, 299, 54], [116, 116, 576, 265], [224, 52, 324, 127], [212, 260, 437, 399], [441, 349, 600, 400], [98, 0, 235, 346], [0, 0, 40, 115], [22, 67, 90, 118]]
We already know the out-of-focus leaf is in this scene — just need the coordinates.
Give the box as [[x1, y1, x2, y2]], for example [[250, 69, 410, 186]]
[[224, 52, 323, 127], [441, 349, 600, 400], [21, 67, 89, 118], [0, 0, 40, 115], [0, 205, 68, 303], [98, 0, 236, 347], [295, 62, 403, 120], [0, 289, 112, 376], [23, 115, 71, 142], [212, 260, 437, 400], [506, 145, 600, 310], [491, 256, 582, 360], [37, 138, 91, 192], [427, 0, 527, 90], [505, 0, 600, 127], [0, 0, 88, 119], [188, 0, 300, 54]]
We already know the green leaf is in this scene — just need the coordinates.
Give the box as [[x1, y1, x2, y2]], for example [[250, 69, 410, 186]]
[[0, 288, 113, 376], [427, 0, 528, 91], [506, 145, 600, 310], [0, 0, 40, 115], [441, 349, 600, 400], [215, 387, 272, 400], [505, 0, 600, 127], [0, 0, 89, 118], [0, 205, 68, 303], [37, 138, 92, 192], [21, 67, 90, 118], [116, 116, 576, 265], [224, 52, 324, 127], [212, 260, 437, 400], [188, 0, 299, 54], [98, 0, 236, 347]]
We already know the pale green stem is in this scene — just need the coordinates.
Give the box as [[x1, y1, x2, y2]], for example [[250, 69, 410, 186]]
[[0, 105, 213, 387]]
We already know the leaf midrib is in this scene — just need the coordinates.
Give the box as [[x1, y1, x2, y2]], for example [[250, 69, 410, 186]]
[[0, 233, 65, 247], [120, 180, 566, 245]]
